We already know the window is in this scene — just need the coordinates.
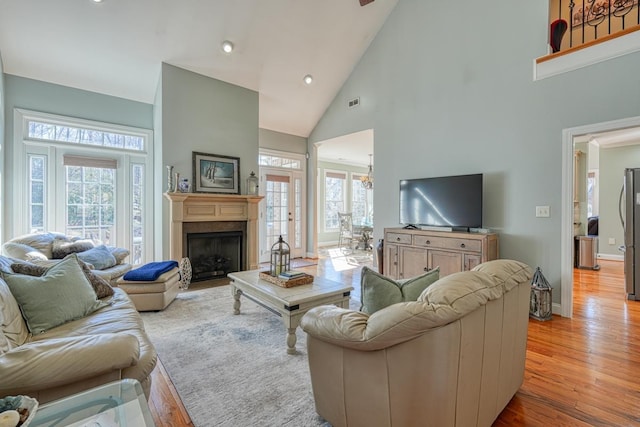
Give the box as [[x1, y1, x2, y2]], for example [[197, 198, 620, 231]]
[[27, 120, 144, 151], [28, 154, 46, 233], [64, 156, 117, 244], [324, 171, 346, 231], [15, 109, 153, 264], [587, 170, 598, 217], [259, 153, 302, 169], [351, 173, 373, 225]]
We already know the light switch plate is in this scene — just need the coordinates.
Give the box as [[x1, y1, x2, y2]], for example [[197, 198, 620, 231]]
[[535, 206, 550, 217]]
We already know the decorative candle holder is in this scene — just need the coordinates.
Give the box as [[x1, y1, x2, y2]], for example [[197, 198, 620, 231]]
[[269, 236, 291, 276]]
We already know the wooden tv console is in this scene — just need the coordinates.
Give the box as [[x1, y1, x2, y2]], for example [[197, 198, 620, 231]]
[[383, 228, 499, 280]]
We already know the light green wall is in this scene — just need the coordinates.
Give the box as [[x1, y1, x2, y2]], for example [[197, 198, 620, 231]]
[[0, 53, 5, 244], [317, 160, 369, 245], [308, 0, 640, 303], [158, 63, 259, 258], [599, 144, 640, 257], [259, 128, 307, 154], [2, 74, 153, 236], [3, 65, 262, 260]]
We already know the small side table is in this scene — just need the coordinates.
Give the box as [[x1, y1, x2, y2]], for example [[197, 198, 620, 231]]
[[30, 379, 155, 426]]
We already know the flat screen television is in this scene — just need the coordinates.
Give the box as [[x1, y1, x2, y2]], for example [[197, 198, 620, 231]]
[[399, 173, 483, 230]]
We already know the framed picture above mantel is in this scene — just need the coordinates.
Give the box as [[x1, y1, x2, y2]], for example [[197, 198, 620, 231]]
[[192, 151, 240, 194]]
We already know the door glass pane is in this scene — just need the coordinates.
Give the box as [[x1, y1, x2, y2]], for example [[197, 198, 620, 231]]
[[65, 165, 115, 244], [265, 175, 290, 250], [294, 177, 302, 249], [131, 164, 145, 265]]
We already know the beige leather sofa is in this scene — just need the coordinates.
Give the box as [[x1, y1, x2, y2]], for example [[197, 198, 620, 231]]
[[0, 258, 157, 404], [300, 259, 533, 427], [1, 232, 132, 285]]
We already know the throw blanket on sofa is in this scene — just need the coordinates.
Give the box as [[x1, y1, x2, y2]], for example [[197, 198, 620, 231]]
[[123, 261, 179, 281]]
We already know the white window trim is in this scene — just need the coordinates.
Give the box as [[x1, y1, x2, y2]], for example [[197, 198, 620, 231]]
[[12, 108, 154, 262]]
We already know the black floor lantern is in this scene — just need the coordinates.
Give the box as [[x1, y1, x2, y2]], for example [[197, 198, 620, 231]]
[[530, 267, 553, 321]]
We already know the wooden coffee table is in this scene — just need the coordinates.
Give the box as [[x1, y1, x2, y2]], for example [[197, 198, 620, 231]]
[[227, 270, 353, 354]]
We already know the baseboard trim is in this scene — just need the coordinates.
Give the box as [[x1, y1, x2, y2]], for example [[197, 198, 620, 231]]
[[597, 253, 623, 261]]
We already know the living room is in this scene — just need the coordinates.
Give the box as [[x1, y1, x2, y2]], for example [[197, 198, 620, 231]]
[[2, 0, 640, 425]]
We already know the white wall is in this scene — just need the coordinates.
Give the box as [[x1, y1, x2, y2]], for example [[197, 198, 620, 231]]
[[308, 0, 640, 304]]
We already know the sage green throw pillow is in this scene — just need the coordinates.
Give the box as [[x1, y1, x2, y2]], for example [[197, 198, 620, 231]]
[[360, 266, 440, 314], [2, 254, 107, 334]]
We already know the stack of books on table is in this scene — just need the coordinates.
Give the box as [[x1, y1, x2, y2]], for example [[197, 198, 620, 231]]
[[278, 270, 307, 281]]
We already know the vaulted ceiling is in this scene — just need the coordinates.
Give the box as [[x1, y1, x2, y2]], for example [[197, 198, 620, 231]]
[[0, 0, 398, 138]]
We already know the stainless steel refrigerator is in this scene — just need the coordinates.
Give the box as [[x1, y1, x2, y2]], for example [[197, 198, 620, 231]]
[[620, 168, 640, 300]]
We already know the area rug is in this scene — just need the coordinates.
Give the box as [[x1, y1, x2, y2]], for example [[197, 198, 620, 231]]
[[140, 286, 356, 426]]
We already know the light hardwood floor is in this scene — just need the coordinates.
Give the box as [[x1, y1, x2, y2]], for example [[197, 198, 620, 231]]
[[147, 257, 640, 427]]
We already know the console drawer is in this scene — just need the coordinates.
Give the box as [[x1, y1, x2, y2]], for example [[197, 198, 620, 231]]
[[386, 232, 412, 245], [413, 236, 481, 252]]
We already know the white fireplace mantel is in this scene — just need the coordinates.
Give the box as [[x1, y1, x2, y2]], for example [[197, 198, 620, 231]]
[[164, 192, 264, 270]]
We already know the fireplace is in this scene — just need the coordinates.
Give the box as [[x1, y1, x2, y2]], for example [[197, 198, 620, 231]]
[[187, 231, 243, 281], [164, 192, 263, 274]]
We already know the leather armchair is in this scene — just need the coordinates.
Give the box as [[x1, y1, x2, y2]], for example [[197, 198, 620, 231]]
[[301, 259, 533, 427]]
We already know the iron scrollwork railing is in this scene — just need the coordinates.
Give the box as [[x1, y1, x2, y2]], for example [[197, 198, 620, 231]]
[[550, 0, 640, 52]]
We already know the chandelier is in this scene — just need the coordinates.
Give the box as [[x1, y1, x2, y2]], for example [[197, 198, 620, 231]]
[[361, 154, 373, 189]]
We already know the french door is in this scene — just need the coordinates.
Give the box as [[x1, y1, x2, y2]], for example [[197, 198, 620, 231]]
[[260, 168, 305, 262]]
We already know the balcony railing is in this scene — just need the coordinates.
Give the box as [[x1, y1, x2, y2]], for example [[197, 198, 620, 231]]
[[549, 0, 640, 53]]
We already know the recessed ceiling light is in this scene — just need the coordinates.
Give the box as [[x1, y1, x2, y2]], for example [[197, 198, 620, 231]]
[[303, 74, 313, 85], [92, 0, 103, 3], [221, 40, 234, 54]]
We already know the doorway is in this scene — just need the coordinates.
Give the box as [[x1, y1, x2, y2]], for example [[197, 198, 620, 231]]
[[314, 129, 374, 251], [562, 116, 640, 317], [258, 150, 306, 262]]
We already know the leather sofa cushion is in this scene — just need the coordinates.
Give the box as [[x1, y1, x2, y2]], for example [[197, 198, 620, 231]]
[[2, 242, 49, 262], [360, 266, 439, 314], [2, 232, 67, 259], [472, 259, 532, 292], [0, 279, 28, 354]]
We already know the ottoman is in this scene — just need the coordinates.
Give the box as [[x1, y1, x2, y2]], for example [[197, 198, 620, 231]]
[[116, 267, 181, 311]]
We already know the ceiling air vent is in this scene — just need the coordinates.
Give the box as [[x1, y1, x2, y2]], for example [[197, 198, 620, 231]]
[[348, 97, 360, 108]]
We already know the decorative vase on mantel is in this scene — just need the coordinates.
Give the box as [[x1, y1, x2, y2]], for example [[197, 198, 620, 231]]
[[166, 165, 174, 193], [173, 172, 180, 193]]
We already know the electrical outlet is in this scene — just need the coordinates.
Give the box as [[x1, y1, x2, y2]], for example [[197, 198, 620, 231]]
[[535, 206, 550, 217], [609, 238, 615, 245]]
